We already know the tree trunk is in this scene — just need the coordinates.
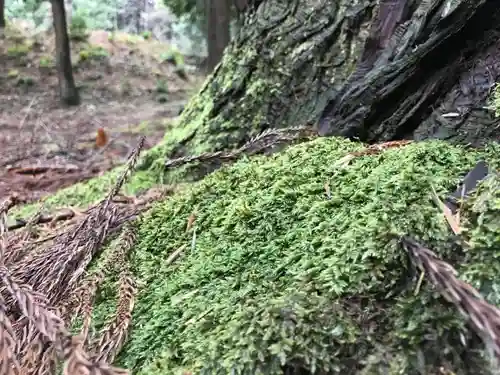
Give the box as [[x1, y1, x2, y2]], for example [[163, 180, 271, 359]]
[[50, 0, 80, 106], [205, 0, 231, 71], [0, 0, 5, 28], [173, 0, 500, 164]]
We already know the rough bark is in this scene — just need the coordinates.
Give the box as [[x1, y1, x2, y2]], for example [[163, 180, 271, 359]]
[[50, 0, 80, 106], [176, 0, 499, 162], [205, 0, 232, 71], [0, 0, 5, 28]]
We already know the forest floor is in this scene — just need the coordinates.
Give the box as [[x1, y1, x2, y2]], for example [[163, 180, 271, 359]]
[[0, 22, 205, 203]]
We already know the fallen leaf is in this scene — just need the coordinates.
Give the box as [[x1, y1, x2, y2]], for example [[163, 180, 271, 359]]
[[95, 127, 108, 148]]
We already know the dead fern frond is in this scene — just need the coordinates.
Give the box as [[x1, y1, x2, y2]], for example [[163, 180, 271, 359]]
[[401, 236, 500, 359], [0, 299, 20, 375], [165, 126, 316, 169], [5, 137, 146, 310], [0, 265, 127, 375], [0, 195, 22, 375]]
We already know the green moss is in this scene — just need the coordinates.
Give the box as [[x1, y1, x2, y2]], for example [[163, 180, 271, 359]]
[[7, 43, 30, 57], [159, 47, 184, 67], [87, 138, 499, 374], [69, 14, 89, 42], [39, 55, 55, 68], [7, 69, 19, 78], [488, 83, 500, 117], [78, 45, 109, 62]]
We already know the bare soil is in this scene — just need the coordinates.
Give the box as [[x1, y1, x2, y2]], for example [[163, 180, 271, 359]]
[[0, 26, 204, 203]]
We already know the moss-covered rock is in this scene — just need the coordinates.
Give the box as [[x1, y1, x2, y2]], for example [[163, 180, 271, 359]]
[[88, 137, 498, 375]]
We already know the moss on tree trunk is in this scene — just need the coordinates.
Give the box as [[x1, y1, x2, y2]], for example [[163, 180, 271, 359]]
[[166, 0, 372, 159], [166, 0, 500, 169]]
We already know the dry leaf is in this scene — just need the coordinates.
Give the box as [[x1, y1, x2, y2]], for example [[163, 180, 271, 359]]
[[96, 128, 108, 148], [431, 186, 461, 235]]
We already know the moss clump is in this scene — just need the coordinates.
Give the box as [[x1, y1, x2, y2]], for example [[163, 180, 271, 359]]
[[7, 69, 19, 78], [488, 83, 500, 117], [160, 48, 185, 67], [39, 55, 55, 68], [69, 14, 89, 42], [7, 43, 30, 57], [78, 45, 109, 62], [86, 138, 499, 374]]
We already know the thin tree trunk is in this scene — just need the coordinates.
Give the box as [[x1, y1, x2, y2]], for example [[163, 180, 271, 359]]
[[50, 0, 80, 106], [205, 0, 231, 71], [0, 0, 6, 28]]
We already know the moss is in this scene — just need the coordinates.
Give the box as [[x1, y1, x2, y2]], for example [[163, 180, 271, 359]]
[[7, 43, 30, 57], [160, 48, 185, 67], [7, 69, 19, 78], [85, 138, 499, 374], [488, 83, 500, 117], [69, 14, 89, 42], [78, 45, 109, 62], [39, 55, 55, 68]]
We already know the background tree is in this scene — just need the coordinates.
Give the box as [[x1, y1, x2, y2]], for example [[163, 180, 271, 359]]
[[205, 0, 231, 71], [0, 0, 5, 28], [50, 0, 79, 105]]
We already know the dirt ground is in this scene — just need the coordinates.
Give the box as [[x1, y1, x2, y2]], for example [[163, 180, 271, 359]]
[[0, 25, 204, 203]]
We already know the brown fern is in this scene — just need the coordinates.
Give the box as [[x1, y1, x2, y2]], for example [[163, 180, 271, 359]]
[[165, 126, 316, 169], [401, 236, 500, 359], [0, 195, 22, 375], [0, 265, 128, 375], [5, 137, 145, 310]]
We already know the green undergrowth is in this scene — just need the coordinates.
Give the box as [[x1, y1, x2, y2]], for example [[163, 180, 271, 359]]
[[87, 137, 499, 375]]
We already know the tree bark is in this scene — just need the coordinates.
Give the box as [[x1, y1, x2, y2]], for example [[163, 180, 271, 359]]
[[205, 0, 231, 71], [174, 0, 500, 163], [50, 0, 80, 106], [0, 0, 5, 28]]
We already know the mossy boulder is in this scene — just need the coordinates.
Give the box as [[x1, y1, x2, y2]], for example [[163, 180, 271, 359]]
[[88, 137, 499, 375]]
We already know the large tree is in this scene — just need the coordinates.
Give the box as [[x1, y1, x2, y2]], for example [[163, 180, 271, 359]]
[[50, 0, 80, 105], [0, 0, 5, 28], [173, 0, 500, 167]]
